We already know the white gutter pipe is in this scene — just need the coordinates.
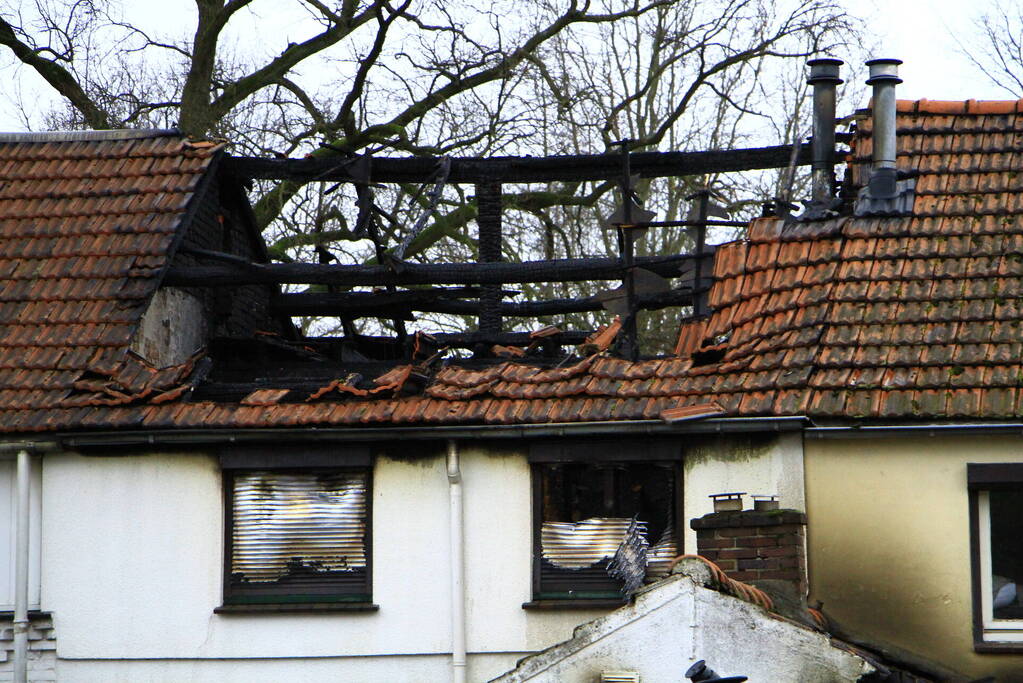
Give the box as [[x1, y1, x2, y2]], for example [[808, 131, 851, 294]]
[[446, 440, 467, 683], [13, 449, 31, 683], [0, 442, 56, 683]]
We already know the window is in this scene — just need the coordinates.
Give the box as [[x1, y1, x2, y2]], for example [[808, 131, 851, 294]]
[[220, 447, 372, 609], [529, 440, 680, 604], [969, 463, 1023, 649]]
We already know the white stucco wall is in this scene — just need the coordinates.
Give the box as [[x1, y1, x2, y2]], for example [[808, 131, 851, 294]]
[[683, 432, 805, 550], [40, 447, 604, 682], [492, 574, 873, 683], [38, 432, 806, 681], [51, 653, 519, 683]]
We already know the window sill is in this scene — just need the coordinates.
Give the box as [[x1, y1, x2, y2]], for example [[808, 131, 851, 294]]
[[215, 602, 379, 614], [974, 639, 1023, 654], [522, 599, 626, 611]]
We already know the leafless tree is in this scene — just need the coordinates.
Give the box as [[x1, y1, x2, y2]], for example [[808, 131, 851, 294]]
[[0, 0, 861, 349], [473, 0, 861, 350], [960, 0, 1023, 97]]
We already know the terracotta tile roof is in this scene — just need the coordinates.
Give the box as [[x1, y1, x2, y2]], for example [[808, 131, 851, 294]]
[[0, 132, 220, 434], [671, 554, 774, 611], [687, 99, 1023, 419], [8, 99, 1023, 433]]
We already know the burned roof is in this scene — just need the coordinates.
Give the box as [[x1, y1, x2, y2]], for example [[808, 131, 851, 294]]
[[0, 131, 222, 432], [4, 100, 1023, 434]]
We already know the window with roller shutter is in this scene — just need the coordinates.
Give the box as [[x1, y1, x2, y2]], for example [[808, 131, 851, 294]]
[[219, 447, 372, 608], [528, 440, 681, 605]]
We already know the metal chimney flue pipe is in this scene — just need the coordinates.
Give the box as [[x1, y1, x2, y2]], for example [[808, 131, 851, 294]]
[[866, 58, 903, 198], [806, 58, 843, 203]]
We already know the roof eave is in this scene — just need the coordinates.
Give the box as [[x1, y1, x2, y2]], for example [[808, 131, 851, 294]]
[[56, 416, 810, 451]]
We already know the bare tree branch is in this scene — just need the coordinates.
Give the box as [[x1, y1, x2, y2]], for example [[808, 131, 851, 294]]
[[0, 16, 112, 128]]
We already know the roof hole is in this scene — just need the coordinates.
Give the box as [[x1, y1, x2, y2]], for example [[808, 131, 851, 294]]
[[691, 347, 726, 367], [690, 333, 730, 367]]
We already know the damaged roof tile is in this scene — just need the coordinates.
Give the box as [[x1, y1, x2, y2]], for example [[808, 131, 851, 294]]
[[9, 101, 1023, 432]]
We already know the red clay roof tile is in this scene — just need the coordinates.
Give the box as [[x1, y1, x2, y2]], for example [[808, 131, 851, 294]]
[[12, 101, 1023, 431]]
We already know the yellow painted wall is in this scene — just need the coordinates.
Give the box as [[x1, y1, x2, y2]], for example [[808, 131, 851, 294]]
[[805, 434, 1023, 681]]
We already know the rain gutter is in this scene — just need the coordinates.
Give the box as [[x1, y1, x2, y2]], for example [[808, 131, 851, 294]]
[[59, 419, 1023, 448], [807, 423, 1023, 439], [57, 417, 809, 450]]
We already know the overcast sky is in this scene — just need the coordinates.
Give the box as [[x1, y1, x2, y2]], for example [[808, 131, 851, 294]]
[[860, 0, 1008, 101], [0, 0, 1013, 131]]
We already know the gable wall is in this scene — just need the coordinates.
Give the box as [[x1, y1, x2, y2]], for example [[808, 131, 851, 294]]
[[805, 434, 1023, 680], [493, 575, 871, 682], [171, 173, 282, 341]]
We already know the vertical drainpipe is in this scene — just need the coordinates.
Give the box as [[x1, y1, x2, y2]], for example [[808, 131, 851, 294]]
[[865, 58, 903, 199], [806, 58, 843, 204], [446, 440, 467, 683], [13, 449, 31, 683]]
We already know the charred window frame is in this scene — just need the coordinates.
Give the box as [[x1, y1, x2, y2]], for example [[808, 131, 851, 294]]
[[527, 440, 682, 607], [218, 446, 374, 612], [969, 463, 1023, 651]]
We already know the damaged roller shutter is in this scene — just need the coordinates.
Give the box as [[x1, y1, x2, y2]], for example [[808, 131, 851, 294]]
[[225, 470, 371, 604], [531, 441, 680, 600]]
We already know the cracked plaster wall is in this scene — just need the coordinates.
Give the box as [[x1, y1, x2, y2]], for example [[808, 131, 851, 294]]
[[129, 288, 206, 368]]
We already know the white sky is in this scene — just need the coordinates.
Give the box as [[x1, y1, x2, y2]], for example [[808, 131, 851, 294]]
[[860, 0, 1009, 101], [0, 0, 1014, 131]]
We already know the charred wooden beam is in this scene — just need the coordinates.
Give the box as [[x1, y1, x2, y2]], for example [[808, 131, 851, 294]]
[[617, 142, 639, 361], [476, 182, 503, 336], [691, 189, 711, 317], [272, 286, 703, 318], [164, 251, 713, 288], [306, 330, 592, 350], [394, 288, 700, 317], [225, 143, 814, 184], [271, 287, 500, 314], [428, 330, 592, 348]]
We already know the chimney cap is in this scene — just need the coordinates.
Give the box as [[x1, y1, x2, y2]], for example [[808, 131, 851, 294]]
[[865, 58, 903, 85], [806, 57, 843, 85]]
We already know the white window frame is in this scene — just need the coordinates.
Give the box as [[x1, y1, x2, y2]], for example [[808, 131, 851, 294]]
[[969, 463, 1023, 650], [976, 491, 1023, 642]]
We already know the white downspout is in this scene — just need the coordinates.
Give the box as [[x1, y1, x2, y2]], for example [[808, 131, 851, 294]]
[[13, 448, 31, 683], [446, 440, 467, 683]]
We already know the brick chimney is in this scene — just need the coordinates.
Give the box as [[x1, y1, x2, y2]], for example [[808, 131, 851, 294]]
[[690, 509, 807, 597]]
